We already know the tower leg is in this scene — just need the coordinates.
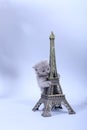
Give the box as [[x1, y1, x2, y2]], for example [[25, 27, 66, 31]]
[[62, 98, 75, 114], [58, 83, 63, 94], [42, 100, 52, 117], [32, 98, 43, 111]]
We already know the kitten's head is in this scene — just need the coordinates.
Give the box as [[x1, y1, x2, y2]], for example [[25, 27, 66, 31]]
[[33, 60, 50, 76]]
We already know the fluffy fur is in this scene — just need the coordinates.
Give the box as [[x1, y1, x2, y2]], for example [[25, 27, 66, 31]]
[[33, 60, 51, 92]]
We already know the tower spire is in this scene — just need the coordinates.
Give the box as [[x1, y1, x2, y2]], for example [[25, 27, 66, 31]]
[[49, 31, 58, 79]]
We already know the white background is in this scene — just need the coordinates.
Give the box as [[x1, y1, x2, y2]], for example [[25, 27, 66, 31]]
[[0, 0, 87, 130]]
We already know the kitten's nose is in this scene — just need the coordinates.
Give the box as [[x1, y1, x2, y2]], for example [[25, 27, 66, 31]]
[[46, 71, 49, 74]]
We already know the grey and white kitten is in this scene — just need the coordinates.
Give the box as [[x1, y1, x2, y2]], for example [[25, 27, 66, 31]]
[[33, 60, 51, 92]]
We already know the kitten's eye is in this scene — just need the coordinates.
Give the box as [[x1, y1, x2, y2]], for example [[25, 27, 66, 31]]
[[35, 69, 37, 71]]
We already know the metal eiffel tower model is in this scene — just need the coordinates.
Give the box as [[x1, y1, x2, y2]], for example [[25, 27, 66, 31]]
[[32, 32, 75, 117]]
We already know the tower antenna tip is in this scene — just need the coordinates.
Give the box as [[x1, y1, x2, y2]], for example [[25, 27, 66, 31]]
[[49, 31, 55, 39]]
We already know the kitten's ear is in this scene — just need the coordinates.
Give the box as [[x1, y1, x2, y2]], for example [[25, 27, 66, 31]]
[[44, 60, 48, 63], [32, 66, 35, 69], [44, 60, 49, 66]]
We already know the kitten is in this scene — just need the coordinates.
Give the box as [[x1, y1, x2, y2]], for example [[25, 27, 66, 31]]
[[33, 60, 51, 92]]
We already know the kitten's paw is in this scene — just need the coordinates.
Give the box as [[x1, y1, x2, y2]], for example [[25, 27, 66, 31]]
[[47, 81, 51, 87]]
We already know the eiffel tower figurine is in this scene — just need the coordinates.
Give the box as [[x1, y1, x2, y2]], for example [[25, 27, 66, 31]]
[[32, 32, 75, 117]]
